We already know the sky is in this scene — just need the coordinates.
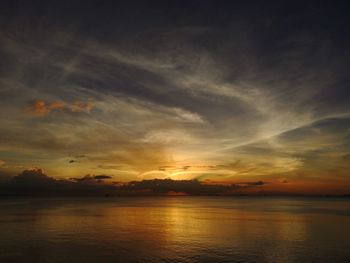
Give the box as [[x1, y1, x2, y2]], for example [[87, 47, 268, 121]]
[[0, 0, 350, 195]]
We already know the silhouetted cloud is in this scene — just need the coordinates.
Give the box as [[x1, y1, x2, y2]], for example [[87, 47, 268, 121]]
[[69, 174, 112, 183], [11, 168, 55, 188], [0, 169, 267, 196], [116, 179, 267, 196], [0, 169, 115, 196], [94, 175, 112, 180]]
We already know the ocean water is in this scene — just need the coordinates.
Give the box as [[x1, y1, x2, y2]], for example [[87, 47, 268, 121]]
[[0, 197, 349, 263]]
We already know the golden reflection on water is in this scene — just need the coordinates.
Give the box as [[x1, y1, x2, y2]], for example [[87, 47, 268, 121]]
[[1, 197, 350, 262]]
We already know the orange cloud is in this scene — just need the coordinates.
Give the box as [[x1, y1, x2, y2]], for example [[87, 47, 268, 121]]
[[48, 100, 65, 111], [25, 100, 51, 117], [25, 100, 93, 117], [69, 101, 93, 112]]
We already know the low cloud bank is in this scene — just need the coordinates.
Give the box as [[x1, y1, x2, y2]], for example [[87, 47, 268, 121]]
[[0, 168, 267, 196], [121, 179, 266, 196], [0, 168, 115, 196]]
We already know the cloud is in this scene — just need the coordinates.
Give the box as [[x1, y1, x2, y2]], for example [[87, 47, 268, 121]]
[[69, 101, 94, 113], [68, 155, 86, 163], [0, 1, 349, 191], [94, 175, 112, 180], [24, 100, 93, 117], [49, 101, 66, 111], [0, 169, 115, 195], [0, 169, 267, 196], [69, 174, 112, 183], [117, 179, 267, 195], [2, 168, 349, 196], [98, 165, 122, 170], [236, 181, 265, 187], [11, 168, 55, 188], [25, 100, 58, 117]]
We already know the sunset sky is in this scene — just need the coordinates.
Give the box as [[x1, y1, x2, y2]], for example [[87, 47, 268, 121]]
[[0, 1, 349, 195]]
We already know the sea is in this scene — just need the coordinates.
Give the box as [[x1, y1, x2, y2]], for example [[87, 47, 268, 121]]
[[0, 196, 349, 263]]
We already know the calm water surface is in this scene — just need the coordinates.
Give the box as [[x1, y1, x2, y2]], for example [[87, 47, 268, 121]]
[[0, 197, 349, 263]]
